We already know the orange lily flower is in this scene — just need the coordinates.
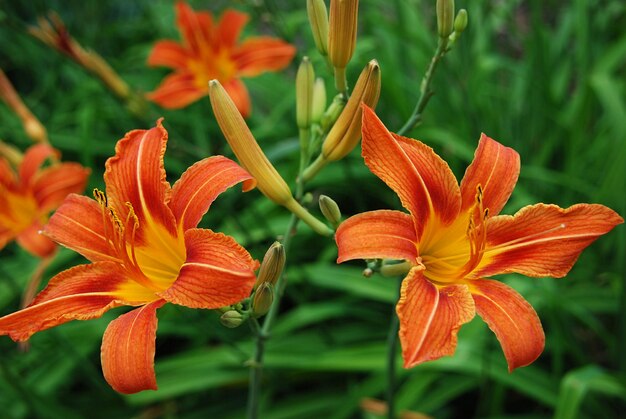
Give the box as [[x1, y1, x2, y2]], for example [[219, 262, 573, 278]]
[[0, 143, 89, 258], [0, 120, 259, 394], [147, 1, 296, 117], [336, 106, 623, 371]]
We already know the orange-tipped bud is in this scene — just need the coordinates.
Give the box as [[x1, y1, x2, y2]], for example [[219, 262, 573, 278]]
[[307, 0, 329, 56], [251, 282, 274, 318], [322, 59, 380, 161], [209, 79, 293, 206], [437, 0, 455, 38], [0, 140, 24, 167], [0, 69, 49, 144], [328, 0, 359, 71], [311, 78, 327, 124], [296, 57, 315, 129], [254, 241, 286, 289]]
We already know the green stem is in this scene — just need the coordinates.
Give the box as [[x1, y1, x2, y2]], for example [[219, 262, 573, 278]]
[[396, 38, 449, 137], [301, 153, 328, 183], [334, 66, 348, 96], [386, 277, 402, 419]]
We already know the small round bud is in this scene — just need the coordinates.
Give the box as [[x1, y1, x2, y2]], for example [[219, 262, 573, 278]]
[[454, 9, 468, 34], [319, 195, 342, 227], [220, 310, 245, 328], [252, 283, 274, 318]]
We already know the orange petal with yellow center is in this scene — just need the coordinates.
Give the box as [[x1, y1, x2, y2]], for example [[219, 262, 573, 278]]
[[397, 268, 475, 368], [101, 299, 165, 394], [0, 157, 15, 187], [44, 194, 117, 262], [176, 1, 213, 54], [159, 228, 258, 309], [170, 156, 253, 230], [336, 210, 418, 263], [361, 106, 461, 239], [32, 163, 90, 212], [0, 262, 153, 342], [146, 72, 207, 109], [104, 120, 178, 243], [19, 143, 56, 187], [17, 221, 56, 258], [470, 279, 544, 371], [147, 40, 192, 69], [233, 38, 296, 78], [216, 9, 249, 47], [478, 203, 624, 278], [459, 134, 520, 216]]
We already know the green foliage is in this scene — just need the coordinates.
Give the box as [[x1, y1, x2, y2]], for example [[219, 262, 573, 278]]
[[1, 0, 625, 418]]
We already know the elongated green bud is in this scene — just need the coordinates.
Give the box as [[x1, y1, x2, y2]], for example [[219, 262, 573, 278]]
[[220, 310, 245, 328], [454, 9, 468, 34], [296, 57, 315, 129], [252, 282, 274, 318], [436, 0, 455, 38], [319, 195, 341, 228], [254, 241, 286, 289], [307, 0, 329, 56], [321, 93, 345, 132], [311, 78, 327, 124]]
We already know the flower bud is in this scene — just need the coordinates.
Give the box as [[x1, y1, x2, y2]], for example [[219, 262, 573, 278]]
[[307, 0, 329, 56], [209, 79, 293, 206], [296, 57, 315, 129], [328, 0, 359, 70], [319, 195, 341, 227], [436, 0, 455, 38], [311, 78, 327, 124], [251, 282, 274, 318], [220, 310, 245, 328], [322, 59, 380, 161], [254, 241, 286, 289], [321, 93, 346, 132], [454, 9, 468, 34]]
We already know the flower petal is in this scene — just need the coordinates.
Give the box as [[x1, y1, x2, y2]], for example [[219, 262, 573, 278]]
[[397, 268, 475, 368], [147, 40, 191, 69], [159, 229, 257, 309], [361, 106, 461, 238], [104, 119, 177, 242], [459, 134, 520, 216], [146, 72, 206, 109], [170, 156, 253, 230], [0, 262, 141, 342], [336, 210, 418, 263], [16, 221, 56, 258], [43, 194, 116, 262], [176, 0, 213, 54], [222, 78, 252, 118], [32, 163, 90, 212], [216, 9, 248, 47], [101, 299, 165, 394], [479, 203, 624, 277], [0, 157, 16, 187], [19, 143, 56, 187], [470, 279, 544, 371], [233, 37, 296, 78]]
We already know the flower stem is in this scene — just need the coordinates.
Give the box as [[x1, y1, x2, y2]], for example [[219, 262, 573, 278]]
[[386, 277, 402, 419], [396, 37, 449, 137]]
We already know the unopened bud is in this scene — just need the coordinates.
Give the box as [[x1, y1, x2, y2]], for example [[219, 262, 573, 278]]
[[436, 0, 455, 38], [307, 0, 329, 56], [321, 94, 346, 132], [296, 57, 315, 129], [24, 118, 48, 144], [454, 9, 468, 34], [311, 78, 327, 124], [220, 310, 245, 328], [328, 0, 359, 70], [322, 59, 380, 161], [319, 195, 341, 227], [254, 241, 286, 288], [252, 282, 274, 318], [209, 80, 293, 206]]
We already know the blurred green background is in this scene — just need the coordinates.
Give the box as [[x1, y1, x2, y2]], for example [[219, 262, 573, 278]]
[[1, 0, 625, 418]]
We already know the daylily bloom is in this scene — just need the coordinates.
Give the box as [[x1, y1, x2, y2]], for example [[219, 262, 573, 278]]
[[147, 1, 296, 117], [0, 120, 259, 394], [0, 143, 89, 258], [336, 106, 623, 371]]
